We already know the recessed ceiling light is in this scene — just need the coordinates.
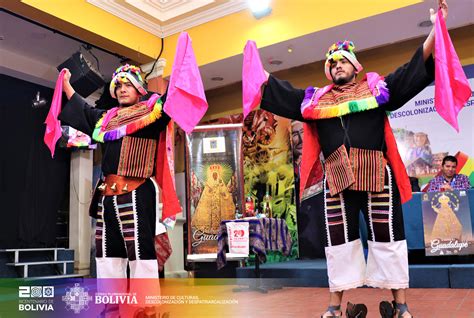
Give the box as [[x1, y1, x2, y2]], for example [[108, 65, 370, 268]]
[[269, 60, 282, 66], [211, 76, 224, 81], [287, 47, 293, 53], [248, 0, 272, 19], [418, 20, 433, 28]]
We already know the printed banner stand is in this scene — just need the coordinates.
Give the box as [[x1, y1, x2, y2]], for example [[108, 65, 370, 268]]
[[225, 222, 250, 255], [421, 190, 474, 256]]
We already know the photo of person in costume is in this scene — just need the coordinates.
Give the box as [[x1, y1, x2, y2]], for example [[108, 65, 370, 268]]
[[406, 132, 433, 165], [58, 64, 181, 317], [249, 2, 449, 317]]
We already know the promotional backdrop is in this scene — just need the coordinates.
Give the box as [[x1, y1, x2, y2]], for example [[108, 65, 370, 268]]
[[389, 65, 474, 188]]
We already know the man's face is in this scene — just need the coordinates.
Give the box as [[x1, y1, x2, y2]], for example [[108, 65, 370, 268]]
[[330, 57, 356, 85], [441, 160, 457, 179], [116, 81, 140, 106]]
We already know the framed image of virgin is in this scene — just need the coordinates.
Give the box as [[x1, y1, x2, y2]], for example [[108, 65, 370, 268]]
[[185, 124, 244, 255], [421, 190, 474, 256]]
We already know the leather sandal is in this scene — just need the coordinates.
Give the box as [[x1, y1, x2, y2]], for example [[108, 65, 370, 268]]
[[345, 302, 368, 318], [379, 301, 394, 318], [321, 305, 342, 318], [379, 301, 413, 318], [393, 301, 413, 318]]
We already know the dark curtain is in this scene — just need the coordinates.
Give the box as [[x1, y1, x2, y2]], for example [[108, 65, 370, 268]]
[[0, 74, 70, 248]]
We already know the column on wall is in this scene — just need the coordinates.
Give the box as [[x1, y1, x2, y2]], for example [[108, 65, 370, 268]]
[[142, 58, 168, 95], [69, 149, 93, 274]]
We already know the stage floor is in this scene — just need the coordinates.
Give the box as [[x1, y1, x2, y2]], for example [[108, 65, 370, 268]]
[[236, 259, 474, 288], [232, 287, 473, 318]]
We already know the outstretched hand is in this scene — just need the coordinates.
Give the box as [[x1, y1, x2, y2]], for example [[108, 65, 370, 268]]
[[62, 68, 71, 86], [423, 0, 448, 60], [60, 68, 75, 99], [430, 0, 448, 24]]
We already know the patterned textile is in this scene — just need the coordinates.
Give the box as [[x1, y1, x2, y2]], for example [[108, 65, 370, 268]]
[[323, 165, 395, 246], [109, 64, 147, 98], [94, 183, 160, 281], [324, 40, 363, 81], [95, 198, 105, 257], [302, 81, 379, 120], [427, 174, 471, 192], [106, 103, 152, 130], [115, 192, 139, 260], [367, 166, 394, 242], [323, 166, 408, 291], [299, 74, 409, 205], [324, 190, 347, 246], [217, 218, 292, 270], [325, 145, 355, 196], [349, 147, 386, 193], [154, 232, 172, 272], [95, 191, 139, 260], [301, 73, 389, 121], [92, 98, 163, 143], [117, 136, 157, 178], [319, 82, 374, 107]]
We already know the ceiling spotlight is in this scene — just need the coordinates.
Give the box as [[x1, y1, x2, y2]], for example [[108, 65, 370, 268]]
[[32, 91, 47, 108], [248, 0, 272, 19], [287, 46, 293, 53], [211, 76, 224, 81], [418, 20, 433, 28], [269, 59, 282, 66]]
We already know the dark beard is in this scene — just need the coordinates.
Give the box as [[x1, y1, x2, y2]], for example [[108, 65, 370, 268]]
[[333, 74, 356, 85]]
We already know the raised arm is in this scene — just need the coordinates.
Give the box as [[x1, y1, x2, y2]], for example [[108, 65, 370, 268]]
[[260, 74, 306, 122], [62, 68, 75, 100], [381, 0, 449, 112], [381, 45, 434, 112], [423, 0, 449, 61], [58, 68, 105, 136]]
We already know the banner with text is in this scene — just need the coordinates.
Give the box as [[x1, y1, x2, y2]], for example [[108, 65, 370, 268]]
[[388, 65, 474, 189]]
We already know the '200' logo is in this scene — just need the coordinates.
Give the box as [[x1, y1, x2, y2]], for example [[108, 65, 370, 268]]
[[233, 230, 245, 238]]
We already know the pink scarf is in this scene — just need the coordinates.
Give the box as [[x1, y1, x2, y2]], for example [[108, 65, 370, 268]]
[[434, 10, 472, 132], [165, 32, 208, 133], [242, 40, 267, 119], [44, 69, 66, 158]]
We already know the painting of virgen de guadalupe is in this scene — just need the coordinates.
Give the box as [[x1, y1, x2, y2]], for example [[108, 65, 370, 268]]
[[186, 125, 243, 254]]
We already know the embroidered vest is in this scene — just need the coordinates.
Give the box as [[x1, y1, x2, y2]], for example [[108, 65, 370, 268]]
[[300, 72, 390, 195], [92, 94, 163, 143], [301, 72, 389, 120]]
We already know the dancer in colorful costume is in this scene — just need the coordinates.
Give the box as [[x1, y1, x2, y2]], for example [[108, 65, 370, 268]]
[[243, 1, 456, 317], [54, 31, 208, 313], [48, 35, 206, 314], [59, 64, 182, 316], [60, 64, 179, 279]]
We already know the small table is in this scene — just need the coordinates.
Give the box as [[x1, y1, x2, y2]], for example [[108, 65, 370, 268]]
[[217, 217, 292, 269]]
